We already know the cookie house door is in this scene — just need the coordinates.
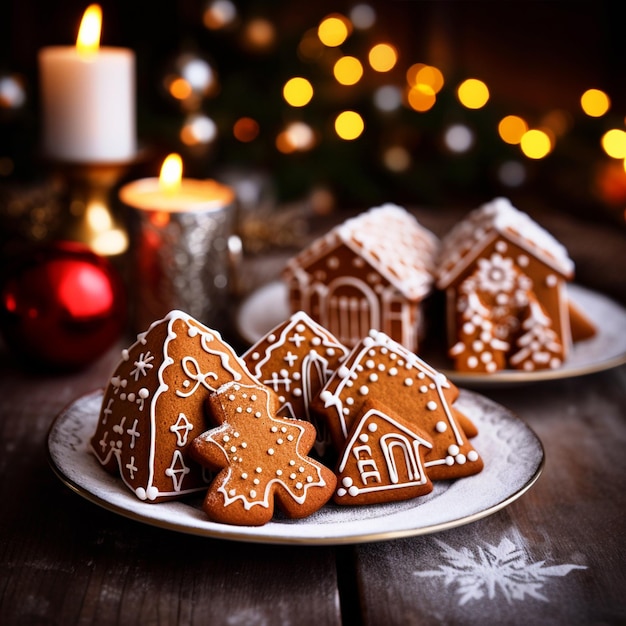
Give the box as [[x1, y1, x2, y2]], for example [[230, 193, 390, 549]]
[[325, 278, 379, 346]]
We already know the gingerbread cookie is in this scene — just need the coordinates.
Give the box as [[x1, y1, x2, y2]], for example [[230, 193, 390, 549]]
[[242, 311, 350, 456], [436, 197, 596, 372], [334, 401, 434, 506], [190, 382, 337, 526], [283, 204, 439, 352], [90, 310, 259, 502], [313, 329, 483, 481]]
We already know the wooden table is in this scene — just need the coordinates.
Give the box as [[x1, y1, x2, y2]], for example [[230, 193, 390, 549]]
[[1, 208, 625, 625]]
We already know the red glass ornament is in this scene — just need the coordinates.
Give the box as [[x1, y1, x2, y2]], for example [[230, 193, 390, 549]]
[[0, 241, 127, 369]]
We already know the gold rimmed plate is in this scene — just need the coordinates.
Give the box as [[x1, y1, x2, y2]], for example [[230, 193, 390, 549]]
[[47, 388, 543, 545], [237, 282, 626, 387]]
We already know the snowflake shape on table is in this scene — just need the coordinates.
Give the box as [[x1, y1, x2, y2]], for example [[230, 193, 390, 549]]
[[475, 253, 517, 294], [414, 536, 586, 606]]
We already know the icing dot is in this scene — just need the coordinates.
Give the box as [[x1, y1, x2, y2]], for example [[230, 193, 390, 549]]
[[404, 378, 413, 387], [276, 469, 283, 476], [419, 385, 428, 393], [255, 412, 262, 418], [255, 467, 263, 473], [290, 473, 297, 480], [389, 367, 398, 376], [346, 397, 354, 405], [251, 395, 257, 401], [229, 489, 236, 496], [268, 334, 276, 342], [293, 388, 302, 397], [296, 482, 303, 489], [253, 478, 260, 485], [338, 366, 351, 379], [448, 444, 460, 456], [368, 423, 378, 432], [223, 435, 230, 442], [311, 337, 321, 346], [445, 456, 455, 466], [277, 438, 284, 445], [289, 460, 296, 466], [337, 488, 347, 497], [472, 340, 484, 352], [359, 385, 369, 395], [296, 324, 306, 332], [146, 487, 159, 501], [251, 352, 260, 360], [518, 254, 529, 267], [366, 359, 376, 369], [228, 394, 235, 401], [327, 348, 335, 356], [121, 349, 130, 361], [486, 362, 497, 373], [267, 448, 275, 455], [426, 401, 437, 411], [343, 408, 350, 415], [241, 472, 248, 479], [546, 274, 557, 287], [299, 466, 305, 472], [306, 476, 313, 483], [138, 388, 149, 398], [348, 486, 359, 497], [271, 426, 278, 433], [342, 477, 354, 487], [230, 446, 237, 453], [359, 434, 369, 443], [467, 356, 478, 369], [455, 453, 467, 465], [250, 490, 257, 498], [435, 421, 447, 433], [281, 427, 287, 433], [241, 442, 247, 448], [369, 373, 378, 382], [467, 450, 479, 462]]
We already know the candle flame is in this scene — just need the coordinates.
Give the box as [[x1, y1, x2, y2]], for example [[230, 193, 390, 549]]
[[77, 4, 102, 56], [159, 153, 183, 194]]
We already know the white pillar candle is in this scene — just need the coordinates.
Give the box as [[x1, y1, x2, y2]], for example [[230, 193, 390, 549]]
[[38, 5, 136, 163]]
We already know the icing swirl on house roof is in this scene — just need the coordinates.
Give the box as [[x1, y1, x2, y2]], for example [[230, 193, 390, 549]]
[[436, 197, 574, 288]]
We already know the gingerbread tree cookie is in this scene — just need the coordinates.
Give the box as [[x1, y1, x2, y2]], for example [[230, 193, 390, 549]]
[[190, 382, 337, 526]]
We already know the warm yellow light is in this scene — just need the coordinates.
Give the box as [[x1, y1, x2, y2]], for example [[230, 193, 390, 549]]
[[457, 78, 490, 109], [169, 77, 192, 100], [335, 111, 364, 140], [520, 129, 552, 159], [76, 4, 102, 55], [86, 201, 112, 231], [407, 84, 436, 112], [581, 88, 610, 117], [159, 153, 183, 193], [407, 63, 444, 93], [283, 77, 313, 107], [368, 43, 397, 72], [318, 15, 350, 47], [498, 115, 528, 144], [601, 128, 626, 159], [333, 56, 363, 85]]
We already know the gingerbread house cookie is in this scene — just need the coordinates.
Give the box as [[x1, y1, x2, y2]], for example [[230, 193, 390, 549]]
[[313, 329, 483, 481], [436, 198, 596, 373], [334, 401, 434, 506], [283, 204, 439, 352], [242, 311, 350, 456], [90, 310, 259, 502], [190, 381, 337, 526]]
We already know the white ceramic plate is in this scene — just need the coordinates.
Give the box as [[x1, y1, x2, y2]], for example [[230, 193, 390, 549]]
[[47, 389, 543, 545], [237, 282, 626, 387]]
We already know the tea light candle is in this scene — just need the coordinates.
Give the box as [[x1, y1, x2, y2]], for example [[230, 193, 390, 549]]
[[38, 4, 136, 163], [119, 153, 237, 331], [119, 154, 234, 212]]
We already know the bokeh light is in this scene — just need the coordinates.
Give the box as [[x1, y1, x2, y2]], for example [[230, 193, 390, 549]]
[[444, 124, 474, 153], [497, 160, 527, 187], [350, 4, 376, 29], [203, 0, 237, 30], [283, 77, 314, 107], [407, 63, 444, 94], [373, 85, 402, 112], [581, 88, 610, 117], [368, 43, 397, 72], [242, 18, 276, 52], [520, 129, 552, 159], [498, 115, 528, 144], [335, 111, 364, 140], [383, 145, 411, 172], [233, 117, 260, 142], [318, 14, 350, 47], [407, 84, 436, 112], [180, 114, 217, 146], [333, 56, 363, 85], [457, 78, 490, 109], [276, 121, 316, 153], [601, 128, 626, 159]]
